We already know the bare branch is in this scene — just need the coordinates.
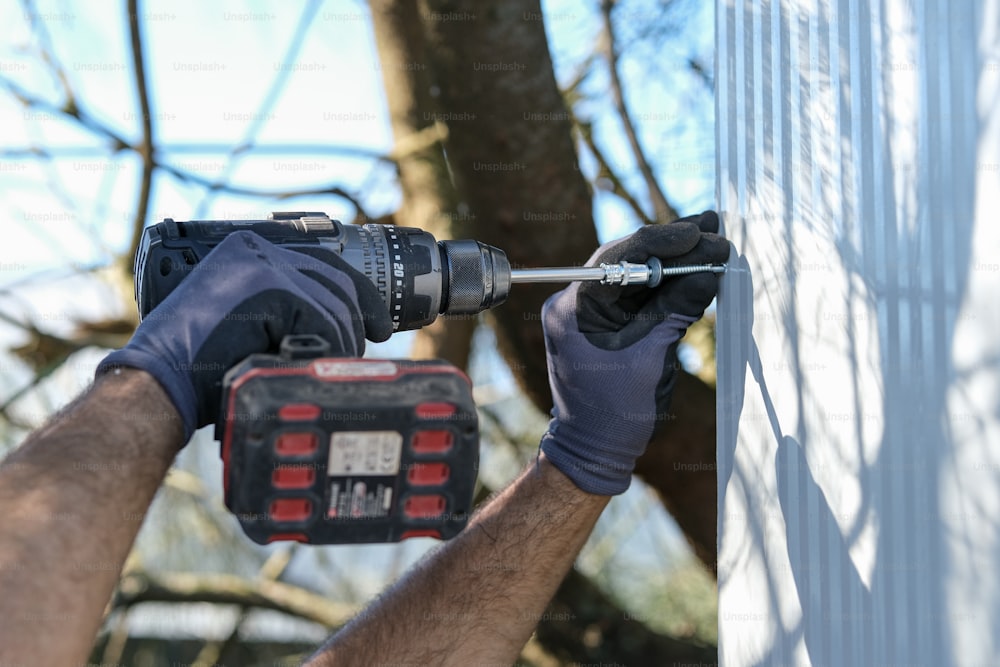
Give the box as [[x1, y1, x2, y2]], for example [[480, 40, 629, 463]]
[[574, 118, 651, 225], [157, 162, 371, 220], [193, 0, 324, 218], [19, 0, 74, 102], [99, 610, 130, 665], [126, 0, 156, 267], [0, 145, 373, 219], [387, 120, 449, 163], [0, 143, 394, 160], [0, 354, 70, 427], [561, 52, 598, 102], [1, 77, 132, 151], [688, 57, 712, 89], [191, 547, 298, 667], [4, 70, 380, 223], [113, 568, 562, 666], [0, 263, 111, 298], [113, 571, 356, 628], [600, 0, 679, 223]]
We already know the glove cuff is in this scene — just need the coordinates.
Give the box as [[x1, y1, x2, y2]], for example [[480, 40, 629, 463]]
[[540, 412, 649, 495], [96, 349, 197, 444]]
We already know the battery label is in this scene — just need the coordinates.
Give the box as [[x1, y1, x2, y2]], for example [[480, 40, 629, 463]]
[[327, 431, 402, 520], [328, 430, 402, 475]]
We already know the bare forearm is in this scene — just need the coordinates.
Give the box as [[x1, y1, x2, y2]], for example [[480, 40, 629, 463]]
[[0, 369, 182, 665], [307, 455, 609, 667]]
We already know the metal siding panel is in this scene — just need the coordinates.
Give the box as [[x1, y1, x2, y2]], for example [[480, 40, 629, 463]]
[[717, 0, 997, 664]]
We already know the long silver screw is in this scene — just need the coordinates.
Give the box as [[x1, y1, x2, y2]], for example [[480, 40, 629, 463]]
[[509, 262, 727, 287]]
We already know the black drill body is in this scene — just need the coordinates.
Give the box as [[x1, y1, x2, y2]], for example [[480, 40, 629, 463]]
[[136, 211, 512, 332]]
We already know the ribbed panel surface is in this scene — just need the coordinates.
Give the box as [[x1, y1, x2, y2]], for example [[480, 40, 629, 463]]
[[716, 0, 999, 664]]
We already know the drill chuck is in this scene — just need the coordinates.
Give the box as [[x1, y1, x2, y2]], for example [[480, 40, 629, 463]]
[[438, 240, 511, 315]]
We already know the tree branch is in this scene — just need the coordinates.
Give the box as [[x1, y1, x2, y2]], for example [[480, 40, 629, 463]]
[[574, 118, 652, 225], [1, 77, 132, 151], [190, 548, 298, 667], [19, 0, 74, 102], [4, 81, 375, 220], [0, 144, 394, 160], [112, 569, 564, 665], [156, 161, 370, 219], [600, 0, 679, 223], [192, 0, 324, 219], [126, 0, 156, 266], [113, 571, 356, 628]]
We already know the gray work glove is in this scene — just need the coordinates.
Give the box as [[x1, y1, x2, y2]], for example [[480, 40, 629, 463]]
[[540, 211, 729, 495], [96, 231, 392, 443]]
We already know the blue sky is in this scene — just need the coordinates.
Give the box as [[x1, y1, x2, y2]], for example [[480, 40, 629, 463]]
[[0, 0, 714, 273]]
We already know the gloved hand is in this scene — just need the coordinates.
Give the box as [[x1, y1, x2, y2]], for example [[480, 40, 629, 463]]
[[540, 211, 729, 495], [96, 231, 392, 444]]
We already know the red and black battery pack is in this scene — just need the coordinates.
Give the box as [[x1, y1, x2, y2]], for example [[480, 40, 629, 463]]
[[216, 335, 479, 545]]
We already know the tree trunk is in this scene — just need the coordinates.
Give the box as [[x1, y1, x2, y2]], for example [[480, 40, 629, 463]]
[[369, 0, 476, 368], [414, 0, 599, 408], [367, 0, 721, 659], [409, 0, 719, 572]]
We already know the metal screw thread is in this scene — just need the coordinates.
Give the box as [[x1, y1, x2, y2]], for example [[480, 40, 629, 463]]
[[660, 263, 727, 276]]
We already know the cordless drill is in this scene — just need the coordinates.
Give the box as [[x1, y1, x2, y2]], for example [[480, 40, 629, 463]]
[[137, 211, 505, 546], [136, 211, 724, 546], [137, 211, 513, 333]]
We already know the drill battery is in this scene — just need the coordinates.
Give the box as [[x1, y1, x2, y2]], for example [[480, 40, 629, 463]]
[[217, 335, 479, 544]]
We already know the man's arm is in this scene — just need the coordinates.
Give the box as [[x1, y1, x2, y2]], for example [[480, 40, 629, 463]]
[[0, 369, 183, 666], [0, 231, 392, 663], [306, 454, 608, 667]]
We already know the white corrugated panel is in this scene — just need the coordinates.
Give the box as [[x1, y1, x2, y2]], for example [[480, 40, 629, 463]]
[[716, 0, 1000, 664]]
